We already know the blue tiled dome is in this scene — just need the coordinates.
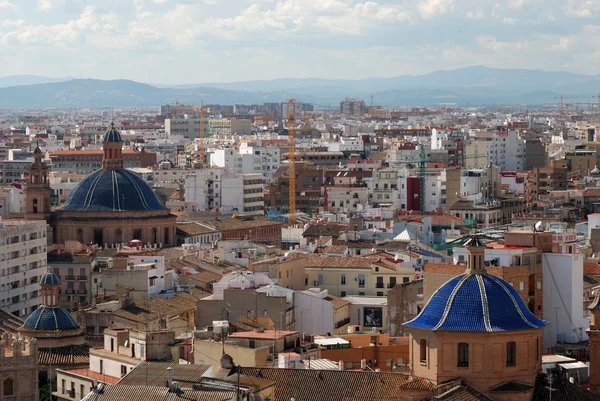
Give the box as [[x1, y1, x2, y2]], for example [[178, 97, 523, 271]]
[[404, 273, 548, 332], [61, 169, 167, 212], [23, 306, 80, 331], [40, 271, 61, 285], [103, 125, 122, 143]]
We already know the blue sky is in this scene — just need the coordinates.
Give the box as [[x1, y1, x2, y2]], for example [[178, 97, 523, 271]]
[[0, 0, 598, 83]]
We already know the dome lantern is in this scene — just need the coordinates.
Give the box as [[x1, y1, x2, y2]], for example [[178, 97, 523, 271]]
[[102, 123, 124, 170]]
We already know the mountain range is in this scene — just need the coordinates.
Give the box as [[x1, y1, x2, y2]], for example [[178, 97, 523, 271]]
[[2, 66, 600, 108]]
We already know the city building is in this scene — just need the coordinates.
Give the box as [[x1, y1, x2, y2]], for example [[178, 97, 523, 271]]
[[0, 219, 47, 317], [340, 98, 366, 115], [0, 332, 39, 401]]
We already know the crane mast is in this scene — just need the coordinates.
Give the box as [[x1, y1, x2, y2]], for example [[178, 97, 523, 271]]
[[199, 101, 205, 165], [288, 100, 296, 224]]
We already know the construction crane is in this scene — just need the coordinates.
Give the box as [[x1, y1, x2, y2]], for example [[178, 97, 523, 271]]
[[199, 101, 206, 165], [394, 150, 488, 214], [288, 99, 296, 224]]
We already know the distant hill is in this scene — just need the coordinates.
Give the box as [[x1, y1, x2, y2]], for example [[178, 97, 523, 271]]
[[0, 75, 73, 88], [3, 66, 600, 108], [0, 79, 302, 109]]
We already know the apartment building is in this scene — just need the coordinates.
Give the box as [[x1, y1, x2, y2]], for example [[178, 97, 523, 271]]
[[164, 115, 209, 139], [340, 98, 366, 115], [0, 160, 30, 184], [185, 169, 265, 215], [0, 220, 47, 317], [326, 186, 369, 213], [239, 143, 281, 182], [55, 329, 178, 401], [488, 129, 525, 171], [102, 255, 174, 298], [301, 255, 415, 297]]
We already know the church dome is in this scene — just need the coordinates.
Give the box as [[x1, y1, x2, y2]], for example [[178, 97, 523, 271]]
[[61, 169, 167, 212], [103, 124, 122, 143], [404, 273, 548, 332], [40, 271, 60, 285], [22, 306, 80, 331]]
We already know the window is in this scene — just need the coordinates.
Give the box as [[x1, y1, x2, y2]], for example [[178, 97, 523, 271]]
[[61, 379, 66, 394], [121, 365, 127, 377], [341, 274, 346, 285], [458, 343, 469, 367], [419, 339, 427, 364], [358, 274, 365, 288], [100, 359, 104, 374], [346, 361, 354, 369], [111, 338, 114, 352], [519, 282, 524, 291], [506, 342, 516, 367], [386, 359, 393, 368], [81, 384, 85, 398]]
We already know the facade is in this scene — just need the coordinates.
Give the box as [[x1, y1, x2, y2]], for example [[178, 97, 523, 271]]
[[0, 160, 30, 184], [340, 98, 366, 115], [302, 255, 415, 297], [0, 220, 47, 317], [487, 130, 525, 171], [404, 237, 547, 400], [266, 163, 324, 214], [164, 115, 209, 139], [0, 332, 39, 401], [295, 289, 351, 335], [49, 149, 156, 174], [103, 254, 173, 298], [49, 126, 177, 247], [239, 143, 281, 182], [48, 257, 93, 309]]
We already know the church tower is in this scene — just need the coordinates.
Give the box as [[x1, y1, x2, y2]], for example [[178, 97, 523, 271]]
[[25, 144, 51, 220], [101, 122, 124, 170], [587, 292, 600, 394]]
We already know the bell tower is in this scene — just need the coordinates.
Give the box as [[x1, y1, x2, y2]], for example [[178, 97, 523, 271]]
[[588, 292, 600, 394], [25, 144, 51, 220]]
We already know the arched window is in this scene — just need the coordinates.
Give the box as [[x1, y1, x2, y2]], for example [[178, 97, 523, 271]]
[[152, 228, 157, 244], [115, 229, 122, 244], [419, 339, 427, 364], [133, 229, 142, 241], [458, 343, 469, 367], [506, 341, 516, 367], [32, 198, 38, 214], [76, 229, 84, 244], [4, 378, 13, 396]]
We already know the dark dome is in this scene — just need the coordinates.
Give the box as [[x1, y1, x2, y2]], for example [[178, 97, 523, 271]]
[[157, 159, 175, 168], [40, 271, 60, 285], [61, 169, 167, 212], [404, 273, 548, 332], [103, 125, 122, 143], [23, 306, 80, 331]]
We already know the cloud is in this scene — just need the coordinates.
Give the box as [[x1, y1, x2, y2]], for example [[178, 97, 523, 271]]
[[417, 0, 454, 19], [502, 17, 517, 25], [0, 1, 17, 9]]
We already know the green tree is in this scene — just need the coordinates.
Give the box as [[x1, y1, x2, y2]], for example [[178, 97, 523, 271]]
[[39, 376, 56, 401]]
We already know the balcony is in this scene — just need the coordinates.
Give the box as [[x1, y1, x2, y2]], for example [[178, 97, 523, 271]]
[[65, 289, 75, 294], [77, 276, 87, 281], [65, 275, 76, 280], [335, 317, 351, 329], [77, 290, 87, 294], [376, 283, 385, 289]]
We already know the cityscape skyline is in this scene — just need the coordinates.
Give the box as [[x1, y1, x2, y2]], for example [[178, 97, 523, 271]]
[[0, 0, 599, 83]]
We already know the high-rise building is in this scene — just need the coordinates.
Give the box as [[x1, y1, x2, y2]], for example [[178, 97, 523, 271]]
[[0, 219, 48, 317], [340, 98, 366, 115]]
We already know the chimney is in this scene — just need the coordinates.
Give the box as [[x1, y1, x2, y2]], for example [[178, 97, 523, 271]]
[[167, 367, 173, 388]]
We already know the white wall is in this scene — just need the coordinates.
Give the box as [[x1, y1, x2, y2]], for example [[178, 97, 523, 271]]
[[295, 291, 334, 335], [542, 253, 588, 350]]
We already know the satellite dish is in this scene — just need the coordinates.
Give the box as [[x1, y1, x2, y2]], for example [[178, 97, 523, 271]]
[[534, 221, 543, 232]]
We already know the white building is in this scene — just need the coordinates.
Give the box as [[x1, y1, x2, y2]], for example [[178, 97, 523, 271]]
[[328, 137, 364, 153], [185, 169, 264, 216], [221, 173, 264, 216], [239, 143, 280, 182], [0, 220, 47, 317], [211, 148, 242, 173], [488, 130, 525, 171], [165, 115, 209, 139], [542, 253, 587, 349], [102, 255, 173, 298], [296, 289, 334, 335], [431, 128, 450, 150]]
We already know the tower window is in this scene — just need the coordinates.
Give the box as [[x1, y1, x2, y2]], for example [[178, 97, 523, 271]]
[[457, 343, 469, 367], [3, 378, 13, 396], [32, 198, 38, 214], [419, 339, 427, 364], [506, 341, 516, 367]]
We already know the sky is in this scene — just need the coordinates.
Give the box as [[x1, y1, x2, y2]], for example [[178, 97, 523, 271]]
[[0, 0, 599, 84]]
